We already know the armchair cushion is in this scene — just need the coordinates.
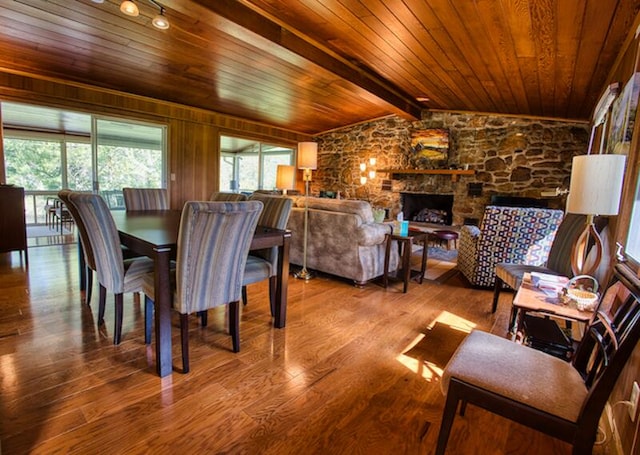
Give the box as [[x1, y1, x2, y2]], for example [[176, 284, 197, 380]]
[[457, 206, 564, 287]]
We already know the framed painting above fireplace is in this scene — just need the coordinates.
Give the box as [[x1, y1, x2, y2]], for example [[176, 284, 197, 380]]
[[410, 129, 449, 162]]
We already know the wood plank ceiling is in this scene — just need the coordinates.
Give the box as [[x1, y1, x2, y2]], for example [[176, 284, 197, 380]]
[[0, 0, 638, 135]]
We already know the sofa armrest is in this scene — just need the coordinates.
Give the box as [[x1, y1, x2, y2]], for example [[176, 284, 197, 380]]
[[357, 222, 392, 246]]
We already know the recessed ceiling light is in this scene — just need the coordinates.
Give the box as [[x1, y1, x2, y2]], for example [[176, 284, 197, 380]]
[[416, 97, 430, 102]]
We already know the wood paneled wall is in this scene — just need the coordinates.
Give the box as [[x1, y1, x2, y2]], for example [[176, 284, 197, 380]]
[[0, 69, 310, 207], [596, 16, 640, 455]]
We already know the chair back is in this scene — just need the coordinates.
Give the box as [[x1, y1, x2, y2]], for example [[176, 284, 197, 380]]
[[575, 264, 640, 430], [122, 188, 169, 211], [58, 189, 96, 272], [546, 214, 609, 279], [175, 201, 263, 314], [248, 193, 293, 268], [67, 191, 126, 292], [209, 192, 248, 202]]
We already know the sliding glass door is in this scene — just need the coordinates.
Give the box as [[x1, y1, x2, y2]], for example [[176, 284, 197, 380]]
[[2, 102, 167, 222]]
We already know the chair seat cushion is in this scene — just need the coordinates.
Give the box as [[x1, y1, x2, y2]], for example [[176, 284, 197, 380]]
[[495, 263, 563, 290], [442, 330, 587, 422], [242, 255, 273, 286]]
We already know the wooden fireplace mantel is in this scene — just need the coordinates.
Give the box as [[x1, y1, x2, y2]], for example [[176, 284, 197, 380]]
[[377, 169, 475, 182]]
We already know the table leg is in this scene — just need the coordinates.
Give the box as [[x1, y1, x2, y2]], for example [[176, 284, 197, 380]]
[[402, 238, 412, 293], [383, 234, 391, 288], [274, 233, 290, 329], [154, 248, 173, 377], [418, 236, 428, 284], [78, 237, 86, 291]]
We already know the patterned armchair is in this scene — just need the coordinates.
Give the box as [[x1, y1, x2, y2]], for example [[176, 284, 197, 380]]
[[457, 206, 564, 288]]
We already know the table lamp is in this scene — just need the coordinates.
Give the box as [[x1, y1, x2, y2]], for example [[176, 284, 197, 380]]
[[566, 153, 626, 276], [294, 142, 317, 280], [275, 164, 296, 195]]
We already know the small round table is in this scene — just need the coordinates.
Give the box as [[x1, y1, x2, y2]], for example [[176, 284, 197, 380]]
[[431, 230, 459, 250]]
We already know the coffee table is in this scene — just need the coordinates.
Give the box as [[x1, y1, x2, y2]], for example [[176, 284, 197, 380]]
[[383, 230, 429, 293]]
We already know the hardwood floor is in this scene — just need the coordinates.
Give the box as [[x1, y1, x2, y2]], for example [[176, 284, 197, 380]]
[[0, 245, 611, 454]]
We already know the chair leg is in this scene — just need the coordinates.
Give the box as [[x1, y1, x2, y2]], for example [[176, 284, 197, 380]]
[[492, 276, 503, 313], [242, 285, 248, 306], [229, 301, 240, 353], [199, 310, 208, 327], [98, 285, 107, 324], [85, 268, 93, 306], [435, 386, 461, 455], [144, 296, 154, 344], [269, 276, 276, 317], [114, 293, 124, 344], [180, 313, 190, 373]]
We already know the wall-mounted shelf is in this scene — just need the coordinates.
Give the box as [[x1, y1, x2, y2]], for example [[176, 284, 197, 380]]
[[377, 169, 475, 182]]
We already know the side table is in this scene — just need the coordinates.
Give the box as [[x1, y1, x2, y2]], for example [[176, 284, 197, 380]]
[[383, 230, 429, 293]]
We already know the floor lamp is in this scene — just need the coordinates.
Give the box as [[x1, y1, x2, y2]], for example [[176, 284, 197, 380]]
[[294, 142, 317, 281], [566, 154, 626, 276]]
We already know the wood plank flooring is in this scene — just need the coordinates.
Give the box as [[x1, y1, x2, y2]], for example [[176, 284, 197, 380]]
[[0, 245, 612, 454]]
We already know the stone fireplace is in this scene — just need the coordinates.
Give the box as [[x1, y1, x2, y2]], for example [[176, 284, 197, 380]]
[[400, 192, 454, 225]]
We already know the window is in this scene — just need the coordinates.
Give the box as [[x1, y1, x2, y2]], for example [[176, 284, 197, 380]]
[[2, 102, 167, 223], [626, 174, 640, 261], [219, 135, 294, 192]]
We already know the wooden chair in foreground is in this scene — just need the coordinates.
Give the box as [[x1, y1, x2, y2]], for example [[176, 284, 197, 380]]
[[122, 187, 169, 211], [143, 201, 263, 373], [436, 263, 640, 455]]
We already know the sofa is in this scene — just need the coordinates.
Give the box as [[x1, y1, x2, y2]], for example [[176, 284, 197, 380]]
[[457, 205, 564, 288], [287, 197, 399, 285]]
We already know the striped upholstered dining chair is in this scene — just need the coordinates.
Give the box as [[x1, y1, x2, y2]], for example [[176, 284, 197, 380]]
[[58, 189, 98, 306], [209, 191, 248, 202], [241, 193, 293, 315], [67, 191, 155, 344], [143, 200, 263, 373], [122, 187, 169, 211]]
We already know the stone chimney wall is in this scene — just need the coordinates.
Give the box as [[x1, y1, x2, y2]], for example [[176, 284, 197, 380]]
[[312, 111, 589, 225]]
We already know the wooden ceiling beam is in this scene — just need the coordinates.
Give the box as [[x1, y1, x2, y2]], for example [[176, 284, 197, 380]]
[[182, 0, 423, 120]]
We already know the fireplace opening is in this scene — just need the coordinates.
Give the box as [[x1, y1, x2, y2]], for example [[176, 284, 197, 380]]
[[401, 193, 454, 225]]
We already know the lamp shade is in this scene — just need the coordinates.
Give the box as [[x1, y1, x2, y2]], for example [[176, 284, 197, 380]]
[[566, 154, 626, 216], [298, 142, 318, 170], [276, 164, 296, 190]]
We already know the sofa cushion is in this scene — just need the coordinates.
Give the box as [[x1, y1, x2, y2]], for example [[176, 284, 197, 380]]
[[293, 197, 374, 223]]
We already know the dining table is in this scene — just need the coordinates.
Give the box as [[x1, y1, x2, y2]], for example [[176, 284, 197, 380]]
[[80, 209, 291, 377]]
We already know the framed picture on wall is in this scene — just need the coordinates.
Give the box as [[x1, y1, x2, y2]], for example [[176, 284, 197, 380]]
[[411, 129, 449, 162], [608, 72, 640, 155]]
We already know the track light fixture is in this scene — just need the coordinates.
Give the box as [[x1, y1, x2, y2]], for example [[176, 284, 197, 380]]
[[120, 0, 139, 16], [152, 7, 170, 30], [108, 0, 170, 29]]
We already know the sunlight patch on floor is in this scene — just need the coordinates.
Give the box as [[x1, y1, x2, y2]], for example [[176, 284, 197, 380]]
[[397, 311, 476, 382]]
